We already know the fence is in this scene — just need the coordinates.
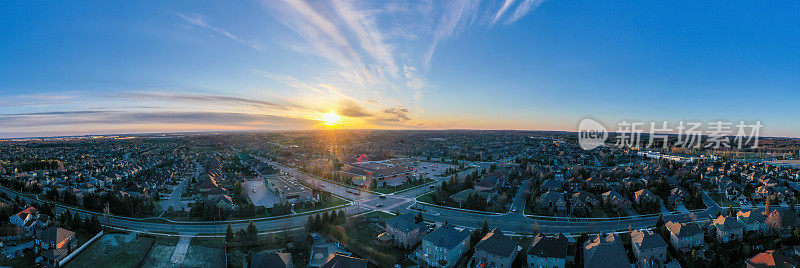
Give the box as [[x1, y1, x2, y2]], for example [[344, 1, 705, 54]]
[[59, 230, 103, 266]]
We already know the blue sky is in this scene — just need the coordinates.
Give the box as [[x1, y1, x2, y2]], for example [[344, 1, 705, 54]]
[[1, 0, 798, 138]]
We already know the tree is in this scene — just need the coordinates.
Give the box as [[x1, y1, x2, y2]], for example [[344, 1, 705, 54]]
[[415, 212, 424, 224], [246, 221, 258, 242], [766, 211, 783, 234], [481, 220, 490, 235], [226, 224, 234, 242]]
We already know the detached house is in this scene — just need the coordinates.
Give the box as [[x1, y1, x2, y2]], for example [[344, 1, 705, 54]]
[[745, 250, 799, 268], [539, 191, 567, 214], [630, 229, 668, 266], [634, 189, 661, 205], [384, 213, 426, 249], [9, 206, 39, 233], [34, 227, 77, 267], [737, 210, 767, 234], [418, 225, 471, 268], [472, 228, 518, 268], [583, 233, 630, 268], [527, 233, 573, 268], [712, 215, 745, 242], [665, 221, 704, 250]]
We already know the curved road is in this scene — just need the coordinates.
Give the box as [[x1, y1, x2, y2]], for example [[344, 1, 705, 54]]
[[0, 160, 713, 237]]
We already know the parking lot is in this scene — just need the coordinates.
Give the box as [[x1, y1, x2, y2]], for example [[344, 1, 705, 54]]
[[243, 179, 280, 208], [411, 162, 455, 178]]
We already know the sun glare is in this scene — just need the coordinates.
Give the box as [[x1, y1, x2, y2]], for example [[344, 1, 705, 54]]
[[318, 112, 342, 126]]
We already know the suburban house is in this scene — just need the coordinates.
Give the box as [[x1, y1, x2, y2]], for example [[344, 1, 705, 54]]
[[601, 190, 631, 206], [472, 228, 518, 268], [630, 229, 668, 266], [570, 191, 599, 215], [745, 250, 798, 268], [539, 191, 567, 214], [321, 253, 367, 268], [737, 210, 767, 234], [541, 179, 562, 192], [9, 206, 39, 233], [34, 226, 77, 267], [384, 213, 426, 248], [418, 225, 471, 268], [665, 221, 704, 250], [583, 233, 630, 267], [527, 233, 571, 268], [250, 252, 293, 268], [634, 189, 661, 204], [474, 176, 500, 192], [712, 215, 745, 242]]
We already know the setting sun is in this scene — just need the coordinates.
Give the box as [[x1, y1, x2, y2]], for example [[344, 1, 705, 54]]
[[317, 112, 342, 126]]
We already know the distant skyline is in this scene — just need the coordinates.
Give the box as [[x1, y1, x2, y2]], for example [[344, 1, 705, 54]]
[[1, 1, 799, 138]]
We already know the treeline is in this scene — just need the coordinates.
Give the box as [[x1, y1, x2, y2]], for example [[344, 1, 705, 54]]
[[42, 189, 157, 217], [225, 221, 258, 244], [306, 210, 346, 232], [57, 209, 103, 234], [15, 159, 62, 172]]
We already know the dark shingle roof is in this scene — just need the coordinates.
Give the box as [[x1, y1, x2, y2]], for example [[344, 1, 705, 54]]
[[423, 225, 470, 250], [630, 230, 667, 250], [385, 213, 425, 233], [251, 252, 292, 268], [527, 234, 568, 259], [666, 221, 703, 238], [474, 228, 517, 258], [583, 233, 630, 268]]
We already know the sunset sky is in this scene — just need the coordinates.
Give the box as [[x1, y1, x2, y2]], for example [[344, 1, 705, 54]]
[[1, 1, 799, 138]]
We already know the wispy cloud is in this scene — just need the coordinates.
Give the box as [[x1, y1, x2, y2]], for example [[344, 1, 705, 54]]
[[506, 0, 546, 24], [424, 0, 481, 67], [176, 12, 264, 51], [120, 91, 297, 110], [492, 0, 516, 26], [0, 110, 315, 129], [331, 0, 399, 77]]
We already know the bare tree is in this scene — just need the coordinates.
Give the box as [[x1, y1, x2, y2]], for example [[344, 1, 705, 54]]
[[766, 211, 782, 234], [532, 220, 540, 235]]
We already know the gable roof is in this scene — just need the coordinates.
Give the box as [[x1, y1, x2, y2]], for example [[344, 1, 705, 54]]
[[423, 225, 470, 250], [251, 252, 292, 268], [474, 228, 517, 258], [321, 253, 367, 268], [527, 233, 568, 259], [36, 226, 75, 245], [666, 221, 703, 238], [745, 250, 799, 268], [583, 233, 630, 268], [630, 229, 667, 250], [385, 213, 425, 233]]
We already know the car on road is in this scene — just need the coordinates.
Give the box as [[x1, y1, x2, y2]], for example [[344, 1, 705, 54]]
[[429, 185, 436, 189], [375, 203, 384, 207], [379, 195, 386, 199], [511, 207, 517, 212]]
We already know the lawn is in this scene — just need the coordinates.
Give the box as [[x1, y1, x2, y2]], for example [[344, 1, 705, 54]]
[[293, 195, 348, 214], [341, 223, 408, 264], [708, 192, 738, 207], [363, 210, 396, 220], [65, 233, 155, 268], [416, 192, 435, 204]]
